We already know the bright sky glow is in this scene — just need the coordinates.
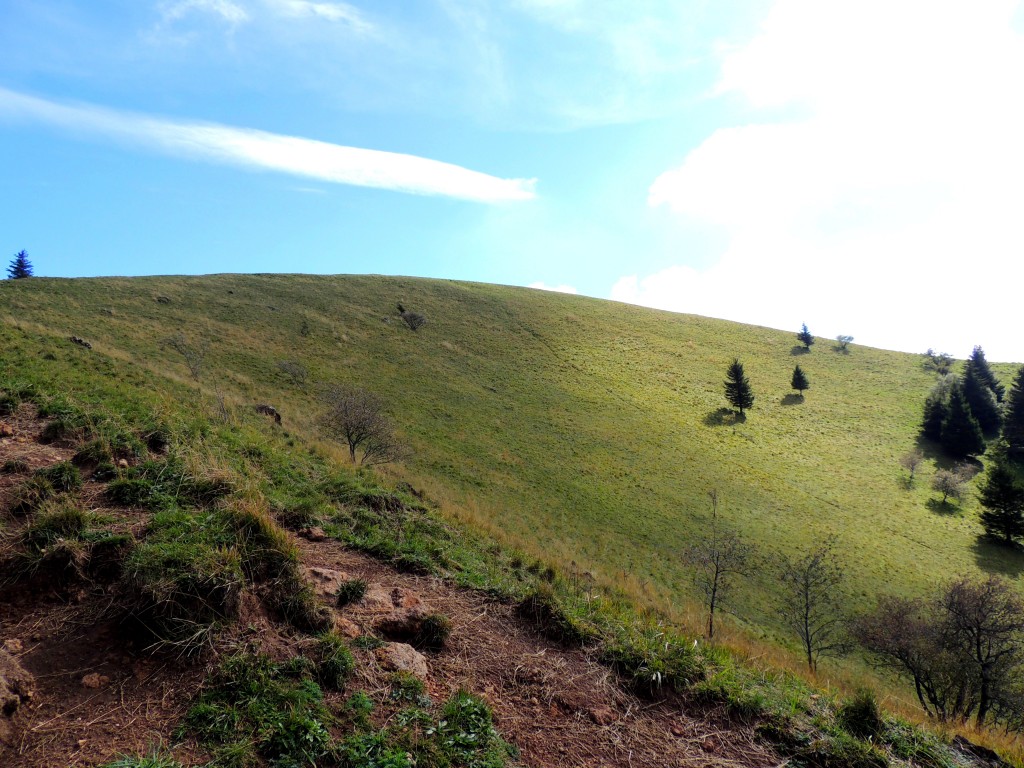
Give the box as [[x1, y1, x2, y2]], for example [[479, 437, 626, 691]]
[[3, 1, 1024, 359]]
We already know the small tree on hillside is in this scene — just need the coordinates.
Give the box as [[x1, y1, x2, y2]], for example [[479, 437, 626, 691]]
[[962, 362, 1002, 435], [318, 385, 409, 466], [1001, 366, 1024, 459], [797, 323, 814, 350], [685, 490, 753, 640], [6, 250, 32, 279], [900, 448, 924, 485], [724, 359, 754, 416], [978, 461, 1024, 544], [931, 463, 974, 505], [967, 346, 1005, 402], [778, 539, 849, 672], [835, 334, 854, 352], [790, 365, 809, 396], [924, 349, 955, 375]]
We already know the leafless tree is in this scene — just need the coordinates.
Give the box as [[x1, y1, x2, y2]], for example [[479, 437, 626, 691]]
[[931, 462, 975, 504], [900, 449, 925, 485], [777, 538, 850, 672], [685, 490, 752, 640], [856, 575, 1024, 727], [318, 386, 409, 466], [162, 333, 209, 381], [277, 360, 309, 389], [835, 334, 854, 351]]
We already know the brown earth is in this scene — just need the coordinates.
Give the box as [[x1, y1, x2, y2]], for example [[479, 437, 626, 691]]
[[0, 406, 777, 767]]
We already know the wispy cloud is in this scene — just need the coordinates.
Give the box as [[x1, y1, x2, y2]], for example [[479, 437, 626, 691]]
[[0, 88, 536, 203], [159, 0, 249, 25], [266, 0, 373, 32]]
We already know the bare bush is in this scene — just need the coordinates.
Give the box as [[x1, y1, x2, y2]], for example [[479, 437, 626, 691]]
[[777, 538, 850, 672], [318, 386, 409, 466], [277, 360, 309, 389], [401, 311, 427, 332], [856, 575, 1024, 727], [900, 448, 925, 484], [684, 490, 753, 639], [931, 462, 975, 504], [163, 333, 209, 381]]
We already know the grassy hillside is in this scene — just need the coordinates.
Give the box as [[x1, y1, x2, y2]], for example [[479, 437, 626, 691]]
[[2, 273, 1019, 650]]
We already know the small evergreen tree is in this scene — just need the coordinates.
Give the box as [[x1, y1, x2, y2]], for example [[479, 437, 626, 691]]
[[6, 250, 32, 279], [724, 359, 754, 416], [941, 384, 986, 458], [791, 365, 809, 396], [920, 374, 956, 443], [967, 346, 1005, 402], [1002, 366, 1024, 459], [962, 363, 1002, 435], [978, 462, 1024, 544], [797, 323, 814, 350]]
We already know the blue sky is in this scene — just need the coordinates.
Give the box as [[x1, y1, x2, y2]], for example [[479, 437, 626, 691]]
[[3, 1, 1024, 360]]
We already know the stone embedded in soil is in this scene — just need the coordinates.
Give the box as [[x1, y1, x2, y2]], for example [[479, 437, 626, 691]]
[[390, 588, 422, 609], [362, 586, 396, 612], [334, 616, 361, 638], [670, 723, 686, 737], [375, 642, 429, 679], [301, 527, 327, 542], [80, 673, 110, 689], [2, 639, 23, 654], [588, 706, 618, 726], [0, 648, 33, 746], [0, 423, 13, 437], [374, 607, 429, 640], [302, 566, 351, 599]]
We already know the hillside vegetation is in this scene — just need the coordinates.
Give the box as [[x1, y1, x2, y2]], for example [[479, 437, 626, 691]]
[[1, 273, 1019, 650]]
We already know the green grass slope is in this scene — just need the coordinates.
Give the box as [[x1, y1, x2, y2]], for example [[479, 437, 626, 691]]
[[2, 273, 1019, 646]]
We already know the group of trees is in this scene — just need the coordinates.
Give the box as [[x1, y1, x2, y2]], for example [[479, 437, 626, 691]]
[[722, 324, 822, 415], [921, 347, 1004, 458]]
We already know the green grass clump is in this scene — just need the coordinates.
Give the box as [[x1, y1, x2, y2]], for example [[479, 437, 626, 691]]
[[415, 613, 452, 651], [0, 391, 18, 415], [184, 651, 332, 768], [9, 475, 55, 516], [35, 461, 82, 493], [122, 509, 242, 651], [73, 438, 114, 466], [335, 578, 368, 607], [838, 688, 884, 740], [269, 580, 333, 635], [97, 751, 186, 768], [389, 671, 428, 704], [312, 632, 355, 690], [600, 624, 704, 698], [1, 458, 29, 474], [433, 690, 514, 768], [517, 584, 597, 647]]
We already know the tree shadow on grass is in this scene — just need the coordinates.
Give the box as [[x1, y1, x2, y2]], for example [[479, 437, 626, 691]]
[[926, 497, 961, 515], [790, 346, 811, 356], [972, 535, 1024, 578], [704, 407, 745, 427], [832, 344, 851, 354], [781, 394, 804, 406]]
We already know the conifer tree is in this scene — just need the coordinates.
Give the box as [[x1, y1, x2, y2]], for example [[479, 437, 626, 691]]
[[6, 250, 32, 279], [967, 346, 1005, 402], [791, 364, 809, 396], [979, 462, 1024, 544], [942, 384, 986, 458], [796, 323, 814, 350], [920, 374, 956, 443], [962, 361, 1002, 435], [724, 359, 754, 416], [1002, 366, 1024, 459]]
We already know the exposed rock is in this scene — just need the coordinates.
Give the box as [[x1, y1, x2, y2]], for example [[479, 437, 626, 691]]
[[0, 648, 33, 745], [391, 587, 422, 609], [952, 736, 1009, 768], [374, 606, 429, 641], [80, 673, 110, 689], [301, 527, 327, 542], [670, 723, 686, 738], [334, 616, 361, 639], [362, 585, 397, 613], [2, 639, 22, 654], [376, 642, 429, 679], [589, 706, 618, 726], [117, 459, 129, 469], [69, 336, 92, 350], [303, 566, 351, 599], [0, 423, 13, 438]]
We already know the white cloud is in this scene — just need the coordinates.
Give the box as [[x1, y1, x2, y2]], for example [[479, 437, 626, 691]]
[[528, 281, 578, 294], [640, 0, 1024, 360], [0, 88, 536, 203], [264, 0, 373, 32], [159, 0, 249, 25]]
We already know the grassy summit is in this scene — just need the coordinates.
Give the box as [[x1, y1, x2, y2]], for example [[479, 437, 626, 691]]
[[1, 273, 1017, 648]]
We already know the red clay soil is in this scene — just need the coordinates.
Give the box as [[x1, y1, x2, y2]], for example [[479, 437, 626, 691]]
[[0, 406, 778, 768]]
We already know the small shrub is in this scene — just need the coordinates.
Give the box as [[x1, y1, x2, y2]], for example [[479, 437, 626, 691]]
[[35, 461, 82, 493], [400, 311, 427, 332], [434, 690, 513, 766], [73, 438, 114, 466], [313, 632, 355, 690], [336, 578, 368, 606], [389, 670, 427, 702], [600, 627, 704, 698], [343, 691, 374, 730], [517, 585, 596, 646], [9, 475, 55, 516], [415, 613, 452, 651], [93, 461, 117, 482], [838, 688, 884, 740], [1, 458, 29, 474], [0, 392, 18, 415]]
